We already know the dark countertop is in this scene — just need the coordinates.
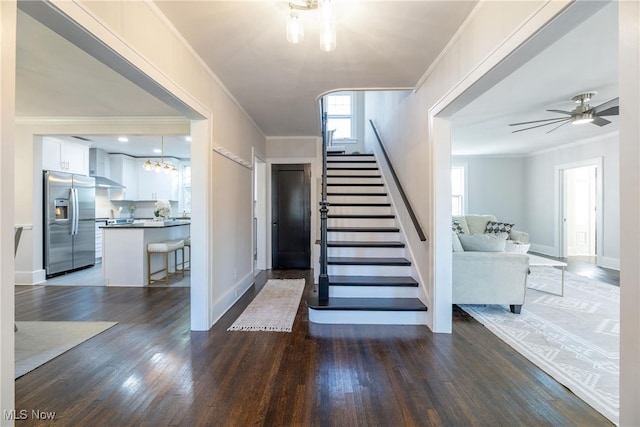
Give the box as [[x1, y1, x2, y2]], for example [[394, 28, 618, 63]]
[[100, 220, 190, 229]]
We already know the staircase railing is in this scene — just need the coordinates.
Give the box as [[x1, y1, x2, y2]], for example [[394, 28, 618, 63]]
[[369, 120, 427, 242], [318, 107, 331, 303]]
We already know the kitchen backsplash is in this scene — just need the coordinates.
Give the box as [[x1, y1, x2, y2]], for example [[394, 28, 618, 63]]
[[96, 189, 184, 219]]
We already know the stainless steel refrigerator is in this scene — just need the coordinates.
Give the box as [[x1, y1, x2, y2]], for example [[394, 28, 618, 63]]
[[44, 171, 96, 277]]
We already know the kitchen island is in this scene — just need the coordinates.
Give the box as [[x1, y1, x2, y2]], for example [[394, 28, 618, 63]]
[[101, 220, 190, 286]]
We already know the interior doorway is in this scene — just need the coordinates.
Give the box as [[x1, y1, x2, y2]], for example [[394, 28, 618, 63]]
[[563, 165, 597, 257], [271, 163, 311, 269]]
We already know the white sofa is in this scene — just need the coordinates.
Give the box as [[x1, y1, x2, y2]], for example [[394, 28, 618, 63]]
[[452, 215, 529, 314]]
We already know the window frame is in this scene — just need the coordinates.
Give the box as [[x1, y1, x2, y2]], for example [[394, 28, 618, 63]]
[[451, 163, 467, 216], [326, 92, 357, 143]]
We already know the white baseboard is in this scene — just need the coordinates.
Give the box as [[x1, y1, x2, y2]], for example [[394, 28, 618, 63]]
[[308, 308, 428, 325], [529, 243, 557, 257], [15, 269, 46, 285], [210, 271, 254, 326], [598, 256, 620, 271]]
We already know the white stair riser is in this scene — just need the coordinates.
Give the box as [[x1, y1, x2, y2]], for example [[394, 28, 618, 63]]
[[328, 246, 405, 258], [328, 186, 386, 194], [327, 218, 396, 228], [327, 156, 376, 162], [308, 308, 428, 325], [328, 264, 411, 276], [327, 177, 383, 184], [328, 195, 389, 203], [329, 286, 417, 298], [326, 169, 380, 176], [327, 231, 400, 241], [329, 206, 393, 215], [327, 164, 378, 170]]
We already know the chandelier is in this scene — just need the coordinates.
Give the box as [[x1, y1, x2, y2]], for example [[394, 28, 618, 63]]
[[143, 136, 178, 175], [286, 0, 336, 52]]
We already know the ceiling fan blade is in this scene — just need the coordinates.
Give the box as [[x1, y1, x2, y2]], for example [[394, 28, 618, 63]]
[[595, 106, 619, 117], [591, 116, 612, 127], [511, 118, 570, 133], [509, 117, 574, 126], [593, 97, 619, 114], [546, 109, 573, 115], [546, 120, 571, 134]]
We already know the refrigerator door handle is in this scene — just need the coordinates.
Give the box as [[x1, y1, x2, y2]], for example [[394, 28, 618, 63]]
[[69, 188, 78, 235], [74, 188, 80, 235]]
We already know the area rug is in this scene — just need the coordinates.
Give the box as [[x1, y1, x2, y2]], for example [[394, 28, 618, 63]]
[[15, 321, 118, 379], [227, 278, 305, 332], [460, 266, 619, 425]]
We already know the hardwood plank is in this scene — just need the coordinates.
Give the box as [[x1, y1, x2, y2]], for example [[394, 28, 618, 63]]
[[14, 271, 612, 426]]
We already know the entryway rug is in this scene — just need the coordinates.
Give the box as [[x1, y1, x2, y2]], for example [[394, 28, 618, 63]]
[[15, 321, 118, 379], [461, 266, 619, 425], [227, 278, 305, 332]]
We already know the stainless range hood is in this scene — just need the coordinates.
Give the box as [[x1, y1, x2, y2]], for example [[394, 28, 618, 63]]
[[89, 148, 125, 189]]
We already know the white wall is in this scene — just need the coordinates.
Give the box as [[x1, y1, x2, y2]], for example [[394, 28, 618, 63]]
[[452, 156, 526, 227], [0, 1, 16, 420], [524, 133, 619, 268]]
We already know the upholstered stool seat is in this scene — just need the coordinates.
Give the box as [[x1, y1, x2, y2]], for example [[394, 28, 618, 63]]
[[147, 239, 185, 285]]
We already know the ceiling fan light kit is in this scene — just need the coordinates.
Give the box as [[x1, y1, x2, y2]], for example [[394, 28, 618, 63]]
[[508, 92, 619, 134]]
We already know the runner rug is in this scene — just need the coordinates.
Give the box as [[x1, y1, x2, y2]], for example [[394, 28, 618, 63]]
[[15, 321, 118, 379], [228, 278, 305, 332], [460, 266, 619, 425]]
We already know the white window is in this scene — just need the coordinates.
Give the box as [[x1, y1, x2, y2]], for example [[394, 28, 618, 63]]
[[326, 92, 355, 140], [451, 165, 465, 216]]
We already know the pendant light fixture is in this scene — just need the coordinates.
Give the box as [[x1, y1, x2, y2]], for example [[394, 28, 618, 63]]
[[286, 0, 336, 52], [143, 137, 178, 175]]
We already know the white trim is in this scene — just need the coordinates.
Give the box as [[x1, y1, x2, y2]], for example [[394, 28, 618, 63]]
[[308, 308, 428, 325], [555, 158, 604, 264], [210, 271, 254, 326], [15, 116, 189, 126], [599, 256, 620, 271], [14, 269, 46, 286], [529, 243, 557, 257]]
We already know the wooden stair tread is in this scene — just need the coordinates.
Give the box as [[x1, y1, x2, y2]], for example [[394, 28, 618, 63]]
[[327, 183, 385, 187], [307, 297, 427, 311], [328, 214, 395, 219], [328, 257, 411, 266], [327, 226, 399, 233], [328, 202, 391, 207], [327, 167, 379, 170], [327, 174, 382, 178], [327, 240, 404, 247], [327, 160, 377, 164], [326, 153, 374, 157], [327, 192, 387, 196], [329, 275, 418, 286]]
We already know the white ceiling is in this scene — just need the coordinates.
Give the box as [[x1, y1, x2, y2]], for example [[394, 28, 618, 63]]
[[451, 2, 618, 156], [16, 1, 618, 159]]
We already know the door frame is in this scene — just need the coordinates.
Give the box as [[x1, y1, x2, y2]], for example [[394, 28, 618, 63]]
[[555, 157, 603, 264], [252, 150, 267, 274], [266, 156, 318, 269]]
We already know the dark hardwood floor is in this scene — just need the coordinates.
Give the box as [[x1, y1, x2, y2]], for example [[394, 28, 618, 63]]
[[14, 270, 612, 426]]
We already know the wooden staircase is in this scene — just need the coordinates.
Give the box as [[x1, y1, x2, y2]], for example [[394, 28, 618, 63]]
[[308, 153, 428, 325]]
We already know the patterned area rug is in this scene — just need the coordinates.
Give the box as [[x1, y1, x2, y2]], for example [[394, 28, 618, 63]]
[[15, 321, 118, 379], [461, 266, 619, 425], [228, 278, 305, 332]]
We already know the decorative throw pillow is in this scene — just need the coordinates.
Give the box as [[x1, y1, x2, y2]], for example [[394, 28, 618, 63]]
[[485, 221, 514, 235], [452, 220, 464, 235], [458, 233, 507, 252], [452, 230, 464, 252]]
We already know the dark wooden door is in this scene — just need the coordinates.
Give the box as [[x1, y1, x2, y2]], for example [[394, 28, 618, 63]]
[[272, 164, 311, 269]]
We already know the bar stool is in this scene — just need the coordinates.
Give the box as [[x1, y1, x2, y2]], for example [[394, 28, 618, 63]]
[[147, 240, 185, 285], [183, 237, 191, 271]]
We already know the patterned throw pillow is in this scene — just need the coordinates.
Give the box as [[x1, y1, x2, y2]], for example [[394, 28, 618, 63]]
[[452, 220, 464, 235], [485, 221, 514, 234]]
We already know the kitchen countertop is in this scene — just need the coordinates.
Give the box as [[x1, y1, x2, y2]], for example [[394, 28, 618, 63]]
[[100, 220, 190, 229]]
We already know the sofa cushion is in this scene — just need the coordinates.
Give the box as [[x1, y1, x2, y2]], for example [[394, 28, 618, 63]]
[[485, 221, 515, 234], [452, 216, 470, 234], [452, 230, 464, 252], [458, 233, 507, 252], [465, 215, 497, 234], [452, 220, 465, 235]]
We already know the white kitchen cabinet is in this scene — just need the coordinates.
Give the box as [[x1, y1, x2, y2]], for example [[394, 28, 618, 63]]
[[109, 154, 138, 200], [136, 159, 179, 201], [42, 137, 89, 175]]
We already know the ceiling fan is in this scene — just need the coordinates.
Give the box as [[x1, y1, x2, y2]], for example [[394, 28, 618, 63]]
[[508, 92, 619, 134]]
